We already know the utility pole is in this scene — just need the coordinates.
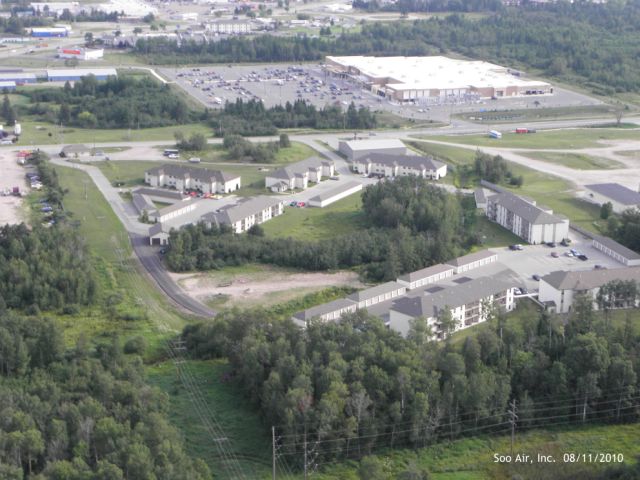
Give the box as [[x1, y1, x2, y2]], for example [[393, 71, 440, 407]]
[[272, 426, 276, 480], [508, 399, 518, 456]]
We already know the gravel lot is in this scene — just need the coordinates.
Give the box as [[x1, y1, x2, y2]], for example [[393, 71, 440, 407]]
[[0, 151, 29, 225]]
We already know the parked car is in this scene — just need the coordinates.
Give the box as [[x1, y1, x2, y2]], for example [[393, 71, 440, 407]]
[[532, 274, 541, 281], [578, 254, 588, 261], [551, 252, 560, 258], [509, 244, 524, 251], [565, 251, 574, 257], [594, 264, 605, 270], [514, 288, 522, 295], [561, 239, 571, 246], [546, 242, 556, 248]]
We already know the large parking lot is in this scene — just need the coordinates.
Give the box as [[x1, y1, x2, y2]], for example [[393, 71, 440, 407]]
[[161, 63, 602, 124]]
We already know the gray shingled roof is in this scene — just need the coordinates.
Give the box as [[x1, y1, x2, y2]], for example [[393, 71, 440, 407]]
[[398, 264, 454, 283], [211, 196, 283, 224], [133, 187, 189, 201], [586, 183, 640, 206], [541, 266, 640, 291], [391, 274, 514, 318], [267, 156, 332, 181], [347, 281, 405, 302], [447, 250, 496, 267], [132, 193, 157, 215], [488, 192, 564, 225], [474, 188, 487, 205], [592, 235, 640, 261], [359, 152, 445, 171], [156, 198, 195, 216], [308, 181, 362, 203], [293, 298, 356, 321], [146, 164, 240, 184]]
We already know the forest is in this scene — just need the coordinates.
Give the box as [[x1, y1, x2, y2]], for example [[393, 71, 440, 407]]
[[0, 312, 211, 479], [0, 224, 96, 311], [24, 76, 193, 129], [135, 2, 640, 94], [608, 208, 640, 255], [352, 0, 503, 13], [164, 177, 478, 281], [181, 295, 639, 464], [209, 99, 377, 137]]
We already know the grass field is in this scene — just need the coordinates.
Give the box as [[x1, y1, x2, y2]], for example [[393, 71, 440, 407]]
[[180, 142, 317, 166], [615, 150, 640, 159], [423, 128, 640, 150], [261, 191, 366, 241], [54, 165, 193, 355], [522, 151, 624, 170], [16, 120, 213, 146], [473, 215, 523, 249], [456, 104, 615, 124], [145, 359, 273, 480]]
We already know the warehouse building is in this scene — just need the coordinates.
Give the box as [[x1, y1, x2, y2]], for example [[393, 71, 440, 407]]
[[446, 250, 498, 274], [338, 138, 407, 161], [205, 20, 254, 34], [347, 281, 407, 310], [308, 181, 362, 208], [397, 263, 455, 290], [326, 56, 552, 103], [0, 72, 36, 84], [585, 183, 640, 214], [31, 26, 69, 37], [485, 192, 569, 244], [0, 81, 16, 91], [149, 199, 197, 223], [292, 299, 357, 328], [591, 235, 640, 267], [352, 152, 447, 180], [47, 68, 117, 82]]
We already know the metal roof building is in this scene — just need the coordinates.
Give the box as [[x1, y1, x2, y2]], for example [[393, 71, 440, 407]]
[[47, 68, 118, 82], [338, 138, 407, 161], [585, 183, 640, 214], [0, 72, 36, 83], [308, 181, 362, 208]]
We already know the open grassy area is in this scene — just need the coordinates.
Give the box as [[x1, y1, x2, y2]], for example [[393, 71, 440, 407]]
[[16, 119, 213, 146], [261, 191, 366, 241], [145, 359, 273, 480], [473, 215, 523, 249], [522, 151, 624, 170], [423, 127, 640, 149], [615, 150, 640, 159], [316, 423, 640, 480], [180, 141, 317, 166], [456, 104, 616, 124], [53, 165, 192, 355]]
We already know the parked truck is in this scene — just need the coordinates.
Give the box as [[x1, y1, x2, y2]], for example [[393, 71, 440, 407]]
[[489, 130, 502, 139]]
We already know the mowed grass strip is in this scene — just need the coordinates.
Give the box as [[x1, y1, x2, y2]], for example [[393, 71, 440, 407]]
[[522, 151, 624, 170], [261, 192, 366, 241], [423, 128, 640, 149]]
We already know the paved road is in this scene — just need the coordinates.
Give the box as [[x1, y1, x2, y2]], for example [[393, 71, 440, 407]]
[[49, 156, 216, 318]]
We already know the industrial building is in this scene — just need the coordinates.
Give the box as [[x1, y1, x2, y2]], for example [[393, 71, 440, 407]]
[[57, 47, 104, 61], [352, 152, 447, 180], [591, 235, 640, 267], [0, 72, 37, 84], [325, 56, 553, 103], [338, 138, 407, 161], [47, 68, 117, 82], [585, 183, 640, 214], [308, 181, 362, 208], [0, 81, 16, 91], [204, 20, 254, 35], [31, 26, 70, 37]]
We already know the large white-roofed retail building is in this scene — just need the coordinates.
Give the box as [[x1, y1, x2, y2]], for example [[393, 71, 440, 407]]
[[325, 55, 553, 103]]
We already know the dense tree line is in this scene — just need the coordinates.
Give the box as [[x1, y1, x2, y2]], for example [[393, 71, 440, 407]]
[[181, 293, 639, 464], [136, 3, 640, 94], [0, 14, 50, 35], [165, 178, 477, 281], [0, 224, 96, 311], [608, 208, 640, 255], [474, 150, 523, 186], [209, 99, 376, 137], [0, 312, 211, 479], [353, 0, 503, 13], [58, 8, 120, 22], [25, 76, 192, 129], [222, 134, 280, 163]]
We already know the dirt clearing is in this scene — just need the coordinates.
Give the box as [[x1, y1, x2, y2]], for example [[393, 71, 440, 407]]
[[0, 150, 27, 225], [168, 265, 365, 309]]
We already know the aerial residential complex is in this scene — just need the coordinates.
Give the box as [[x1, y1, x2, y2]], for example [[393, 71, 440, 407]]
[[352, 152, 447, 180], [201, 196, 285, 233], [292, 249, 514, 340], [479, 189, 569, 244], [264, 157, 335, 192], [145, 164, 241, 194], [325, 55, 553, 103]]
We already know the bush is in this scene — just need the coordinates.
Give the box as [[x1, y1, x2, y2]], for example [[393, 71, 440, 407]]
[[124, 335, 147, 355]]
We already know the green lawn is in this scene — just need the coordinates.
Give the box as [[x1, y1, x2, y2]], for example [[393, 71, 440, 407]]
[[473, 215, 523, 249], [456, 104, 615, 124], [615, 150, 640, 159], [15, 120, 213, 146], [145, 359, 274, 480], [423, 128, 640, 149], [522, 151, 624, 170], [261, 191, 366, 241]]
